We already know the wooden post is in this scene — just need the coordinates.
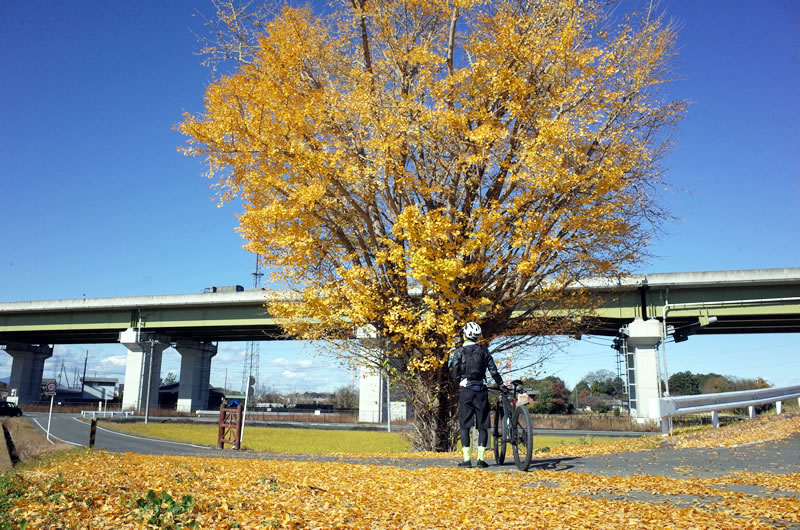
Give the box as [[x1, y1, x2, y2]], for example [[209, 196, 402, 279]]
[[234, 404, 243, 450], [217, 403, 225, 449], [89, 418, 97, 448]]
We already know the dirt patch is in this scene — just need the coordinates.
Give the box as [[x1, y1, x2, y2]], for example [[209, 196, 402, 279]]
[[2, 417, 74, 468]]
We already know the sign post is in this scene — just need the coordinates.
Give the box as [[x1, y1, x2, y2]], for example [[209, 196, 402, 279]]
[[45, 381, 58, 441], [241, 376, 255, 444]]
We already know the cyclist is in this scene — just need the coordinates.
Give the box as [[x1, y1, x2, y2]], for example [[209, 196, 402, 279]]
[[450, 321, 504, 468]]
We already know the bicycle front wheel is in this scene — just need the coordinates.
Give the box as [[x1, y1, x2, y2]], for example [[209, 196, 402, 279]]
[[492, 406, 507, 465], [511, 405, 533, 471]]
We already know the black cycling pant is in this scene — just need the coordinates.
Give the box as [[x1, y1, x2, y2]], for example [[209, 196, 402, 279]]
[[458, 386, 490, 447]]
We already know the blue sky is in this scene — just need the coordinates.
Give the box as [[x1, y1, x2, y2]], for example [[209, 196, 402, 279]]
[[1, 0, 798, 392]]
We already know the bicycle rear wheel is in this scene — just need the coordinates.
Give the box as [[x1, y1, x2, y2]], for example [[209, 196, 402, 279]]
[[492, 406, 507, 465], [511, 405, 533, 471]]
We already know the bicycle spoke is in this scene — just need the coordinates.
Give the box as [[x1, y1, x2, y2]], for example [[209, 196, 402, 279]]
[[492, 404, 505, 465], [511, 405, 533, 471]]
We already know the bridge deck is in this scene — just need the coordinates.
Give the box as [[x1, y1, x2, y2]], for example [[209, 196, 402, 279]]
[[1, 268, 798, 344]]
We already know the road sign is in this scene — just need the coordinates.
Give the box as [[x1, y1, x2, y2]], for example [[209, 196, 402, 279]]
[[46, 382, 58, 442], [246, 376, 256, 399], [241, 375, 257, 445]]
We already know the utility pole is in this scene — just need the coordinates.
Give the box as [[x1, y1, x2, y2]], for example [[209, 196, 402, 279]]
[[240, 254, 263, 445], [144, 338, 156, 425], [58, 359, 70, 388], [80, 350, 88, 399], [241, 254, 263, 397]]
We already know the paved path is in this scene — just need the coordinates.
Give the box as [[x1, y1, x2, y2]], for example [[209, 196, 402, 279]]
[[529, 434, 800, 478]]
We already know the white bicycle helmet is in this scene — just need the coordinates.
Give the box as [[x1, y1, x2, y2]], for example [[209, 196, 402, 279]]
[[463, 321, 482, 340]]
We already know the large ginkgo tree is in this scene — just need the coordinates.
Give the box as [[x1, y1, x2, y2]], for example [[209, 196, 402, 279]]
[[181, 0, 685, 451]]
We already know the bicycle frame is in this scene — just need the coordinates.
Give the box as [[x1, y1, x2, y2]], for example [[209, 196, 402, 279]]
[[492, 380, 525, 427], [489, 379, 533, 470]]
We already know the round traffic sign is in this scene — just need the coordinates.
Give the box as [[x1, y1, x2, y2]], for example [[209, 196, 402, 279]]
[[45, 381, 57, 392]]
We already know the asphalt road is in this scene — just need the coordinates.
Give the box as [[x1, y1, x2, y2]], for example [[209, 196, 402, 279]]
[[25, 412, 217, 457]]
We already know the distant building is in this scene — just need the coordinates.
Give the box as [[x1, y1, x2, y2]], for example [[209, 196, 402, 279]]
[[82, 377, 117, 402], [157, 382, 226, 410], [39, 377, 118, 403]]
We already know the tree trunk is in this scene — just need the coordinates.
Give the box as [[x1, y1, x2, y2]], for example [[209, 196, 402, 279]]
[[406, 364, 459, 452]]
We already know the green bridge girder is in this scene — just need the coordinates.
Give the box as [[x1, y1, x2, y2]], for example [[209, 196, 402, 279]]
[[0, 292, 284, 344], [585, 274, 800, 335], [0, 268, 798, 345]]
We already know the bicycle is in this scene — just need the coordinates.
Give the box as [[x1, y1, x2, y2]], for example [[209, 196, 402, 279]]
[[488, 379, 533, 471]]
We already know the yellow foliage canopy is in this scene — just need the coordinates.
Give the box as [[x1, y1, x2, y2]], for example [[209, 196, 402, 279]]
[[181, 0, 684, 380]]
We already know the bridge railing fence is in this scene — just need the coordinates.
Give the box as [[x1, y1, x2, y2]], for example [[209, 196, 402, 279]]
[[21, 403, 197, 417], [649, 385, 800, 435], [237, 409, 361, 424]]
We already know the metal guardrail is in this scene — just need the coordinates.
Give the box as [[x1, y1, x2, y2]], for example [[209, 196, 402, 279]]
[[196, 409, 363, 424], [649, 385, 800, 435], [80, 410, 134, 418]]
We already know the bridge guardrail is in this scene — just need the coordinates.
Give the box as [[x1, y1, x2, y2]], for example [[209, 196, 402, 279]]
[[81, 410, 134, 419], [649, 385, 800, 435]]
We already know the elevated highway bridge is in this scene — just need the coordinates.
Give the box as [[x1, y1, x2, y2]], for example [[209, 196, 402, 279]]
[[2, 268, 798, 418]]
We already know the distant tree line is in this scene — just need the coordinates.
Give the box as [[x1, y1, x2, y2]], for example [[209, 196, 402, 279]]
[[520, 376, 575, 415], [516, 369, 772, 415], [254, 385, 359, 410], [251, 370, 773, 415], [158, 373, 361, 410], [667, 371, 770, 396]]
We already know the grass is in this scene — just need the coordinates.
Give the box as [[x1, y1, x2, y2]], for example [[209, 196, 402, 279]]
[[100, 421, 622, 455], [2, 417, 75, 464], [0, 471, 28, 529], [0, 447, 88, 530], [101, 422, 413, 454]]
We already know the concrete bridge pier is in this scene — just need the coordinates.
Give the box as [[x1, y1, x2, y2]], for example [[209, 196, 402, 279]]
[[355, 325, 390, 423], [2, 342, 53, 404], [623, 318, 664, 420], [174, 340, 217, 413], [119, 328, 169, 412]]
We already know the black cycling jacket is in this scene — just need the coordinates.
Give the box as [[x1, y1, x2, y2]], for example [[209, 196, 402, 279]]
[[450, 342, 504, 387]]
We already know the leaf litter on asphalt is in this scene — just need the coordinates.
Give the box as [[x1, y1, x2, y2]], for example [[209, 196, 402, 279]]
[[7, 411, 799, 528]]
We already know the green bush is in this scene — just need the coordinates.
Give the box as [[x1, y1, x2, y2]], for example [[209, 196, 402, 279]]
[[134, 490, 197, 529], [0, 472, 29, 529]]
